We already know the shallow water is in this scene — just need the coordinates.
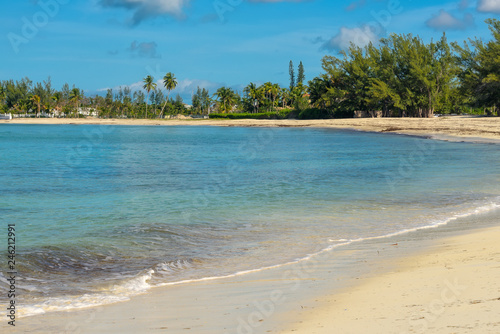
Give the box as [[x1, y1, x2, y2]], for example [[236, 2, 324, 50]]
[[0, 124, 499, 316]]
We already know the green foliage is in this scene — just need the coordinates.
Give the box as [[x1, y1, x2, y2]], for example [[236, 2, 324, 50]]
[[289, 60, 295, 91], [314, 32, 458, 118], [243, 82, 284, 113], [454, 18, 500, 115], [142, 75, 156, 118], [332, 108, 355, 119], [298, 108, 332, 119], [296, 106, 353, 120], [297, 61, 305, 85], [214, 87, 238, 113], [192, 87, 211, 114], [209, 112, 286, 120], [159, 72, 178, 118]]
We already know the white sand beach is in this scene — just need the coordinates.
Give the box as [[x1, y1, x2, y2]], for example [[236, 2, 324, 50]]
[[280, 226, 500, 334]]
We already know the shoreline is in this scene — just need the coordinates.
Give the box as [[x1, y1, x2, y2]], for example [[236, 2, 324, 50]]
[[4, 206, 499, 333], [1, 116, 500, 143], [280, 223, 500, 334]]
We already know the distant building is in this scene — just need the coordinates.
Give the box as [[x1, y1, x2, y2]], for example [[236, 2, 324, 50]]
[[78, 108, 99, 117]]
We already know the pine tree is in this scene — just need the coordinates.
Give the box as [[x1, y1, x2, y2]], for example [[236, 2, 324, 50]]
[[297, 61, 305, 85], [455, 18, 500, 115], [289, 60, 295, 91]]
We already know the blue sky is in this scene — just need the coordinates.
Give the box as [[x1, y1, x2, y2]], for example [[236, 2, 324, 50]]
[[2, 0, 500, 102]]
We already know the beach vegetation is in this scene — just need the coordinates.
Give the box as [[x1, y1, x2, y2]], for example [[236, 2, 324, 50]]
[[142, 75, 156, 119], [69, 88, 82, 118], [209, 111, 287, 120], [160, 72, 177, 118], [453, 18, 500, 116], [213, 86, 238, 113], [289, 60, 295, 91], [297, 61, 305, 85], [191, 87, 211, 115]]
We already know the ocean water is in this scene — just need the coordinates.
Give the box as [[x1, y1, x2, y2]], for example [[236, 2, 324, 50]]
[[0, 124, 499, 316]]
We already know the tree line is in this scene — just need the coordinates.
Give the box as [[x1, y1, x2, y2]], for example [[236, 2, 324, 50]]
[[1, 19, 499, 119], [0, 73, 189, 119], [306, 18, 500, 118]]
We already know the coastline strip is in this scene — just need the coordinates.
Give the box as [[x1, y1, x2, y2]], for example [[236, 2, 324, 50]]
[[5, 197, 499, 330], [1, 117, 500, 143]]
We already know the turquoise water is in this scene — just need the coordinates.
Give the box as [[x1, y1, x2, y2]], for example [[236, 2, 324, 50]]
[[1, 124, 499, 316]]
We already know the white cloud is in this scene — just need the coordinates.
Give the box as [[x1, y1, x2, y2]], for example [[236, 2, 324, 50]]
[[426, 10, 474, 30], [99, 0, 190, 25], [477, 0, 500, 14], [322, 26, 379, 51]]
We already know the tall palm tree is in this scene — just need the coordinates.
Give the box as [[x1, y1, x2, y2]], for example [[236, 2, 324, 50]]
[[160, 72, 178, 118], [31, 95, 41, 118], [143, 75, 156, 119], [69, 88, 81, 118]]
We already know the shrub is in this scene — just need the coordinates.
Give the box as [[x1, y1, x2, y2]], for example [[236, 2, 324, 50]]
[[298, 108, 333, 119], [332, 108, 355, 119], [209, 112, 287, 120]]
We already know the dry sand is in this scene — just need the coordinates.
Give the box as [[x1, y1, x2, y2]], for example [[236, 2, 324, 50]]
[[280, 226, 500, 334], [2, 116, 500, 142]]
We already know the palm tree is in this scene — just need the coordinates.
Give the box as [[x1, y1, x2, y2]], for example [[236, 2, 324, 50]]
[[31, 95, 41, 117], [52, 92, 62, 116], [143, 75, 156, 119], [69, 88, 81, 118], [281, 88, 290, 108], [244, 83, 259, 113], [291, 83, 308, 110], [160, 72, 178, 118], [214, 87, 235, 113], [270, 83, 280, 110], [262, 82, 275, 111]]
